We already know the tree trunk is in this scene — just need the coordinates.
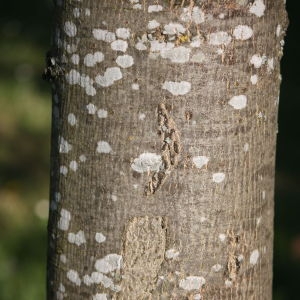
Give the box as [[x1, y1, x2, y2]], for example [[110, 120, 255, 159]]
[[47, 0, 287, 299]]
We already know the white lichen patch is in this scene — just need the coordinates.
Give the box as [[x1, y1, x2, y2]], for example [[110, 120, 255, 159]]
[[68, 230, 86, 246], [116, 27, 130, 40], [138, 112, 145, 120], [213, 173, 226, 183], [250, 54, 267, 68], [162, 81, 191, 96], [70, 54, 79, 65], [90, 272, 121, 291], [84, 52, 104, 67], [131, 152, 162, 173], [93, 29, 116, 43], [116, 55, 134, 68], [93, 294, 107, 300], [238, 254, 244, 262], [233, 25, 253, 40], [95, 67, 122, 87], [66, 69, 80, 85], [276, 24, 282, 37], [219, 233, 226, 242], [160, 46, 191, 63], [86, 103, 97, 114], [267, 58, 274, 72], [250, 249, 260, 265], [165, 248, 180, 260], [60, 166, 68, 176], [60, 254, 67, 264], [59, 136, 72, 153], [95, 232, 106, 243], [73, 8, 80, 18], [67, 269, 81, 286], [97, 109, 108, 118], [135, 42, 147, 51], [68, 113, 76, 126], [132, 83, 140, 90], [250, 74, 258, 85], [58, 209, 71, 231], [163, 23, 186, 35], [191, 51, 206, 63], [64, 21, 77, 37], [243, 143, 250, 152], [228, 95, 247, 110], [180, 6, 205, 24], [179, 276, 206, 291], [225, 279, 232, 288], [211, 264, 222, 272], [111, 39, 128, 52], [79, 154, 86, 162], [94, 254, 122, 274], [148, 20, 160, 30], [96, 141, 112, 154], [249, 0, 266, 17], [190, 36, 202, 48], [208, 31, 232, 46], [80, 74, 96, 96], [192, 156, 209, 169], [150, 40, 174, 53], [193, 294, 201, 300], [148, 5, 163, 13], [69, 160, 78, 172]]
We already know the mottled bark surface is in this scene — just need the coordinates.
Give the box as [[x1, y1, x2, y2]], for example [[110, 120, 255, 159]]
[[47, 0, 287, 299]]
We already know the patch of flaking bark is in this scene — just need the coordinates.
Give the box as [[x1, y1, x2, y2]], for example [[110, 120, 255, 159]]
[[145, 103, 181, 195], [116, 216, 167, 299]]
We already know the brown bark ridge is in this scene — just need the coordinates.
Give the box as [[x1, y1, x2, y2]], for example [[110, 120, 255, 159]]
[[47, 0, 288, 299]]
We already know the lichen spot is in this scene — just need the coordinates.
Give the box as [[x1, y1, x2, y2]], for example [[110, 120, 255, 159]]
[[58, 208, 71, 231], [219, 233, 226, 242], [243, 143, 250, 152], [59, 166, 68, 176], [276, 24, 282, 37], [250, 249, 260, 265], [95, 67, 122, 87], [79, 154, 87, 162], [116, 28, 130, 40], [95, 232, 106, 244], [138, 113, 146, 120], [250, 74, 258, 85], [93, 29, 116, 43], [59, 136, 72, 153], [94, 254, 122, 274], [96, 141, 112, 154], [132, 83, 140, 90], [97, 109, 108, 118], [213, 173, 226, 183], [68, 230, 86, 246], [148, 5, 163, 13], [84, 52, 104, 67], [64, 21, 77, 37], [193, 294, 202, 300], [225, 279, 232, 288], [116, 55, 134, 68], [228, 95, 247, 110], [180, 6, 205, 24], [179, 276, 206, 291], [111, 40, 128, 52], [69, 160, 78, 172], [131, 152, 162, 173], [233, 25, 253, 40], [165, 248, 180, 260], [163, 23, 186, 35], [160, 46, 191, 63], [148, 20, 160, 30], [249, 0, 266, 17], [60, 254, 67, 264], [67, 269, 81, 286], [70, 54, 79, 65], [250, 54, 267, 68], [86, 103, 97, 114], [162, 81, 191, 96], [68, 113, 76, 126], [212, 264, 222, 272], [208, 31, 232, 46], [192, 156, 209, 169], [93, 294, 107, 300], [66, 69, 80, 85]]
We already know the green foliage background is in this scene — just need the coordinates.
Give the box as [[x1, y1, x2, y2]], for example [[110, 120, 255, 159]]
[[0, 0, 299, 299]]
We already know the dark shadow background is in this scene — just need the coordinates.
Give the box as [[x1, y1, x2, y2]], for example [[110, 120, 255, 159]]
[[0, 1, 299, 299]]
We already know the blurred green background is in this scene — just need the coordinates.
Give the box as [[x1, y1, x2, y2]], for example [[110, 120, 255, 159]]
[[0, 0, 299, 299]]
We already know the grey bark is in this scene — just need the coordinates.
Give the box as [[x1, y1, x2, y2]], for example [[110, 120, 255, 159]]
[[47, 0, 288, 299]]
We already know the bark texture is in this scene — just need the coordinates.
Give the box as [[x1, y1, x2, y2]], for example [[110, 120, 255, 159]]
[[47, 0, 288, 299]]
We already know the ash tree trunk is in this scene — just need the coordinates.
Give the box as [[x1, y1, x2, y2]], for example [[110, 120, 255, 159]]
[[46, 0, 287, 299]]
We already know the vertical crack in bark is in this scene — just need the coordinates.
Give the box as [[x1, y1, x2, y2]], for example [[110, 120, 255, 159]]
[[117, 216, 167, 299], [224, 231, 241, 284], [145, 103, 181, 196]]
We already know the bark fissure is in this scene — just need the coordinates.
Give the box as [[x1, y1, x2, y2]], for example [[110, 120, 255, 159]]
[[145, 103, 181, 195]]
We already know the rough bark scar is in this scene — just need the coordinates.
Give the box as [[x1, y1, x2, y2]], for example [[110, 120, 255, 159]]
[[224, 231, 240, 284], [145, 103, 181, 196], [117, 216, 167, 299]]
